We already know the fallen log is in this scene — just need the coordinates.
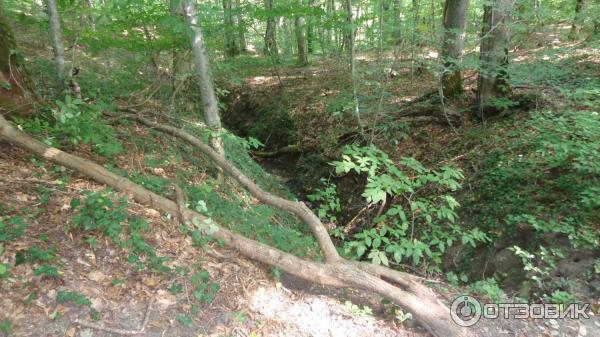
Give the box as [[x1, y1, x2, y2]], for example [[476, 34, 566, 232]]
[[251, 144, 314, 158], [0, 115, 475, 337]]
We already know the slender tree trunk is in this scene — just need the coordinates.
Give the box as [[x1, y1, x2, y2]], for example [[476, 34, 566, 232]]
[[344, 0, 364, 134], [295, 0, 309, 65], [264, 0, 279, 61], [223, 0, 239, 57], [46, 0, 66, 84], [177, 0, 225, 156], [568, 0, 587, 40], [378, 0, 384, 57], [324, 0, 333, 54], [235, 0, 247, 52], [391, 0, 403, 45], [306, 0, 317, 54], [441, 0, 469, 97], [477, 0, 514, 116]]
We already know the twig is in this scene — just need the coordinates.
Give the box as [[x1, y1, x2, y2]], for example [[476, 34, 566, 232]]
[[343, 203, 373, 233]]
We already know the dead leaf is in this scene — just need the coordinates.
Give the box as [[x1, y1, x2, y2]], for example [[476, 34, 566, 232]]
[[142, 277, 157, 287], [87, 270, 105, 282]]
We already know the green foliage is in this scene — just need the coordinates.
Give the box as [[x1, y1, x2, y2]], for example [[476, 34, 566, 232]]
[[15, 246, 55, 265], [468, 110, 600, 246], [0, 216, 27, 242], [15, 97, 123, 157], [185, 183, 318, 257], [177, 313, 193, 327], [56, 291, 92, 307], [331, 145, 487, 271], [0, 245, 8, 278], [511, 245, 569, 298], [33, 264, 60, 278], [469, 278, 507, 303], [543, 290, 577, 305], [71, 191, 128, 242], [462, 108, 600, 299], [446, 271, 468, 286], [70, 191, 169, 272], [188, 270, 220, 304], [307, 178, 341, 223], [342, 300, 373, 317], [0, 319, 12, 334]]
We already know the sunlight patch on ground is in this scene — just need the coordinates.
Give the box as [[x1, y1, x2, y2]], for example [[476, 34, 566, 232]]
[[249, 285, 409, 337]]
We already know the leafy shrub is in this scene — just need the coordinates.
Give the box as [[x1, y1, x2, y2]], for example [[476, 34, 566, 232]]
[[15, 97, 123, 157], [307, 178, 341, 223], [331, 145, 489, 271]]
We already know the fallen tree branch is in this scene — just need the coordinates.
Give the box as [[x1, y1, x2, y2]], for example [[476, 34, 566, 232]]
[[251, 144, 314, 158], [106, 112, 340, 263], [0, 115, 475, 337]]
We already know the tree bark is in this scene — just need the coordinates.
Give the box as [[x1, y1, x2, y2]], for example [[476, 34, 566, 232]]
[[568, 0, 587, 40], [295, 0, 309, 66], [391, 0, 403, 45], [0, 114, 478, 337], [46, 0, 66, 83], [223, 0, 239, 57], [0, 1, 35, 116], [306, 0, 317, 54], [344, 0, 364, 134], [235, 0, 247, 52], [441, 0, 469, 97], [477, 0, 514, 116], [177, 0, 225, 156], [264, 0, 279, 62]]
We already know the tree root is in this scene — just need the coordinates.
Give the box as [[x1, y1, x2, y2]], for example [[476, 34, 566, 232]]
[[0, 115, 475, 337]]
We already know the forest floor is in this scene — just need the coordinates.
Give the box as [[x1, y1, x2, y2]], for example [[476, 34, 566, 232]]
[[0, 137, 429, 337], [1, 28, 599, 337]]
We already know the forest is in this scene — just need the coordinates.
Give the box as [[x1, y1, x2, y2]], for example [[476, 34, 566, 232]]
[[0, 0, 598, 336]]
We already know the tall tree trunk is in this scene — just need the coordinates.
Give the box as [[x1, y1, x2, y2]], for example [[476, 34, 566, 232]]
[[295, 0, 309, 65], [235, 0, 247, 52], [264, 0, 279, 62], [568, 0, 587, 40], [177, 0, 225, 156], [306, 0, 317, 54], [477, 0, 514, 116], [223, 0, 239, 57], [46, 0, 66, 84], [391, 0, 403, 45], [344, 0, 364, 134], [324, 0, 333, 54], [441, 0, 469, 97], [378, 0, 384, 56], [0, 1, 35, 116]]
